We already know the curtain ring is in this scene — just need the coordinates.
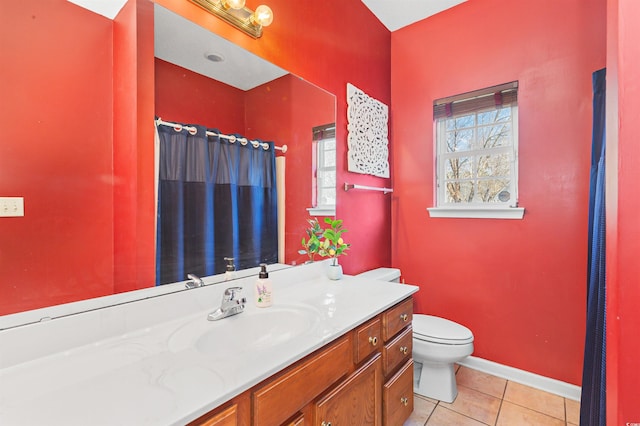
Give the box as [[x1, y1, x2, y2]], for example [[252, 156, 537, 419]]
[[261, 143, 269, 151], [228, 135, 237, 143], [251, 140, 260, 148], [240, 138, 248, 146], [173, 124, 183, 132], [188, 127, 197, 135]]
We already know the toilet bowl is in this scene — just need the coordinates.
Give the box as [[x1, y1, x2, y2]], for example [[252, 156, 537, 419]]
[[412, 314, 474, 402], [357, 268, 474, 403]]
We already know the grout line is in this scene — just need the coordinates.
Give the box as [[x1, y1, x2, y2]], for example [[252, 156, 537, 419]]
[[422, 399, 438, 426], [444, 383, 498, 425], [459, 356, 581, 400], [500, 388, 569, 422], [440, 405, 492, 426], [414, 368, 577, 426], [494, 389, 504, 425], [494, 376, 508, 426]]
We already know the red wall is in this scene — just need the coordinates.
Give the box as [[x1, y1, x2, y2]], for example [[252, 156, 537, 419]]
[[0, 1, 115, 315], [391, 0, 605, 385], [113, 0, 156, 294], [155, 58, 245, 131], [606, 0, 640, 422], [154, 0, 392, 275]]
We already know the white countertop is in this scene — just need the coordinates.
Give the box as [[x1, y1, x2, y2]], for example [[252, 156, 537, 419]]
[[0, 262, 418, 425]]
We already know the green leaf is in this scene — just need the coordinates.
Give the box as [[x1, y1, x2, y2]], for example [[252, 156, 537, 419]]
[[323, 229, 337, 241]]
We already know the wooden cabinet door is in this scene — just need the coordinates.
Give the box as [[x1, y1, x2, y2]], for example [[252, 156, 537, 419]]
[[314, 353, 382, 426], [191, 404, 237, 426], [285, 413, 305, 426], [253, 336, 352, 426]]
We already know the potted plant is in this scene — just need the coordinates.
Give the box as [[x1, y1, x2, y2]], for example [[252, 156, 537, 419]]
[[298, 218, 323, 263], [318, 217, 350, 280]]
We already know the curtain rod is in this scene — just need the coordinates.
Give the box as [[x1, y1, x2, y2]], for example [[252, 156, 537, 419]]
[[155, 118, 288, 153], [344, 183, 393, 194]]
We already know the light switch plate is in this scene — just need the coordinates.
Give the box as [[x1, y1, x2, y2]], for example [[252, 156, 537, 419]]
[[0, 197, 24, 217]]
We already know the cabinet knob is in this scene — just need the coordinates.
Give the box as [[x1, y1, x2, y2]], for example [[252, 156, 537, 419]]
[[321, 422, 332, 426], [400, 346, 408, 355], [369, 336, 378, 346], [400, 397, 409, 407], [400, 313, 409, 322]]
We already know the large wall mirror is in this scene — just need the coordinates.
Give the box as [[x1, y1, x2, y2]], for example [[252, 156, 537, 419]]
[[0, 1, 336, 320]]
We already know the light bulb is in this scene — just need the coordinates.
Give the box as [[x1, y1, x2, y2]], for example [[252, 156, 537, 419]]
[[252, 5, 273, 27], [222, 0, 245, 10]]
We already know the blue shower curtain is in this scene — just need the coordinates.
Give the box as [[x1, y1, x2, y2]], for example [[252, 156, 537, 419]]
[[155, 123, 278, 285], [580, 68, 606, 426]]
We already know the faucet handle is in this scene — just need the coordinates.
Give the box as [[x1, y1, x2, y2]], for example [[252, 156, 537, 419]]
[[208, 287, 246, 321], [186, 273, 204, 289], [223, 286, 244, 301]]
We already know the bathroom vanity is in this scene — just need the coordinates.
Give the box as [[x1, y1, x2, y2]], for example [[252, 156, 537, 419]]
[[0, 262, 417, 425], [192, 297, 415, 425]]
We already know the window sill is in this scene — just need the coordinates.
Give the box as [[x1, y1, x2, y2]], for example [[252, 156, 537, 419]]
[[427, 207, 525, 219], [307, 207, 336, 217]]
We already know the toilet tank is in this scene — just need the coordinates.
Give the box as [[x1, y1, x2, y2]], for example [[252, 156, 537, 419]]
[[357, 268, 401, 283]]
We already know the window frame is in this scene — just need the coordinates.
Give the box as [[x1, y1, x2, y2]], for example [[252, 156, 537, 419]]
[[307, 123, 336, 217], [428, 82, 525, 219]]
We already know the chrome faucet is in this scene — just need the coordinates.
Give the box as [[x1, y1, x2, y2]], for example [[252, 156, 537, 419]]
[[208, 287, 247, 321], [185, 273, 204, 289]]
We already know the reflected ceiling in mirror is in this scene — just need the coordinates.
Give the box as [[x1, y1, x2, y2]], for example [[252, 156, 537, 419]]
[[154, 4, 287, 91]]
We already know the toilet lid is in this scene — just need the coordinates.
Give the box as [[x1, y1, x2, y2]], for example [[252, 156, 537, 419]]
[[413, 315, 474, 344]]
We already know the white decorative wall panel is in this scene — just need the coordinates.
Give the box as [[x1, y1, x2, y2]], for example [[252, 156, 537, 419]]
[[346, 83, 389, 178]]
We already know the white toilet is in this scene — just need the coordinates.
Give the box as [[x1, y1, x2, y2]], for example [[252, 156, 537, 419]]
[[357, 268, 474, 403]]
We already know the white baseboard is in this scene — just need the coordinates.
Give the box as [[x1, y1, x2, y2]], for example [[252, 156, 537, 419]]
[[457, 356, 582, 401]]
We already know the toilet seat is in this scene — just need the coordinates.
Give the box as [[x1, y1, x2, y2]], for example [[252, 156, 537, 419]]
[[413, 315, 474, 345]]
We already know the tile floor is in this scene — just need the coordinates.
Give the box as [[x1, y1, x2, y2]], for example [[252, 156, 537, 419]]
[[404, 365, 580, 426]]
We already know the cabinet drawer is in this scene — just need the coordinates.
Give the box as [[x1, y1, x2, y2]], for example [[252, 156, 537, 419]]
[[382, 326, 412, 377], [383, 359, 414, 426], [253, 335, 351, 426], [354, 317, 382, 364], [382, 298, 413, 341]]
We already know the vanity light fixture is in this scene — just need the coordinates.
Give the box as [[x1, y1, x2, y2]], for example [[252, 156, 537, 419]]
[[189, 0, 273, 38]]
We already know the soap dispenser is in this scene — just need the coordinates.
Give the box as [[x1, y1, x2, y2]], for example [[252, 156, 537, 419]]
[[224, 257, 236, 281], [255, 263, 273, 307]]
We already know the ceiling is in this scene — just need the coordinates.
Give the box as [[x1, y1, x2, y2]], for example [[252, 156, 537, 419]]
[[67, 0, 468, 88], [361, 0, 467, 31], [67, 0, 467, 31], [154, 5, 288, 90], [67, 0, 128, 19]]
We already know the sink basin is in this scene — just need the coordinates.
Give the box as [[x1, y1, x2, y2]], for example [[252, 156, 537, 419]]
[[194, 305, 319, 355]]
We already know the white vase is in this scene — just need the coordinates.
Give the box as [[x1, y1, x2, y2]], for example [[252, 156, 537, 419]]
[[327, 263, 343, 280]]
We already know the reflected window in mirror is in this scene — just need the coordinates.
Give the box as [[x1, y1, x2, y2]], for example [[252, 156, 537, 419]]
[[309, 124, 336, 216]]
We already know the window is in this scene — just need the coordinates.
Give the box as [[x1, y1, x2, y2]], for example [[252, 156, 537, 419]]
[[428, 82, 524, 219], [308, 124, 336, 216]]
